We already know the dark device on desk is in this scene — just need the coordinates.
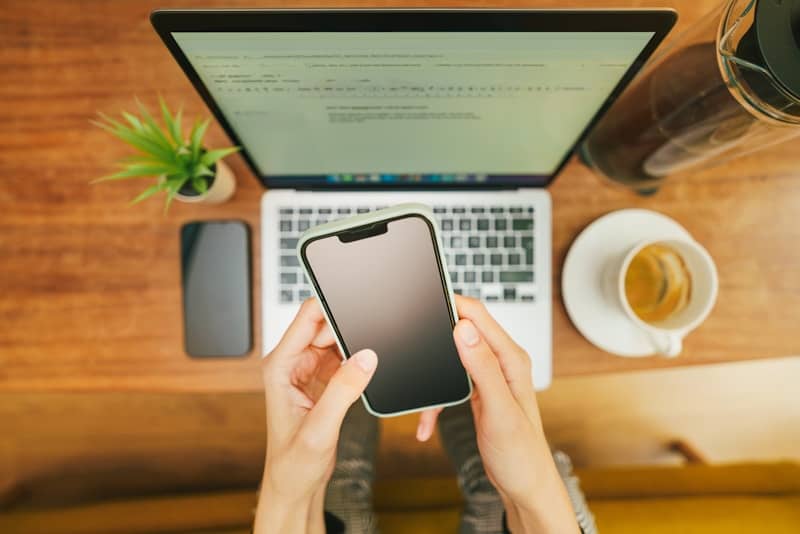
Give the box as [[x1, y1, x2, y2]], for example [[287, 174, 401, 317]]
[[181, 221, 252, 357], [299, 205, 471, 417]]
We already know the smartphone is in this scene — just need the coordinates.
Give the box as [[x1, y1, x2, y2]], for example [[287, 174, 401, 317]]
[[298, 204, 472, 417], [180, 220, 252, 358]]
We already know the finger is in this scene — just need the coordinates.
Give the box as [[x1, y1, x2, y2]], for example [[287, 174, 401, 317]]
[[453, 319, 516, 419], [416, 407, 443, 442], [299, 349, 378, 449], [310, 322, 337, 351], [273, 297, 327, 357], [455, 296, 534, 402]]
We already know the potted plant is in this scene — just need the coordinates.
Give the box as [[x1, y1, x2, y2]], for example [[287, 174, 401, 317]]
[[93, 98, 240, 210]]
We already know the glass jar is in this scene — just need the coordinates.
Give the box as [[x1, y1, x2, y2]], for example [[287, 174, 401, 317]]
[[580, 0, 800, 193]]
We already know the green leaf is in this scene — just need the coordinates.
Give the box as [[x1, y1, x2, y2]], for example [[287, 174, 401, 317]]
[[92, 162, 183, 183], [189, 119, 210, 161], [163, 193, 174, 214], [161, 175, 190, 214], [129, 183, 164, 205], [160, 96, 183, 146], [121, 111, 144, 132], [192, 175, 208, 194], [105, 124, 176, 162], [192, 163, 214, 178], [136, 98, 178, 154], [95, 111, 124, 130], [199, 146, 239, 167]]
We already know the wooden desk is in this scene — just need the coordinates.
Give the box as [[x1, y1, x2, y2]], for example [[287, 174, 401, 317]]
[[1, 0, 798, 392]]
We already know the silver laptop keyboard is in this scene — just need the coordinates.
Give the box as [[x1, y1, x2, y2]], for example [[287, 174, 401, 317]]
[[277, 205, 536, 303]]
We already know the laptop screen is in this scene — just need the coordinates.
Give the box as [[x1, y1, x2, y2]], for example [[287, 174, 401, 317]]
[[171, 31, 653, 187]]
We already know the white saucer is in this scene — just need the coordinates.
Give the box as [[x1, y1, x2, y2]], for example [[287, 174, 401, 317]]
[[562, 209, 692, 357]]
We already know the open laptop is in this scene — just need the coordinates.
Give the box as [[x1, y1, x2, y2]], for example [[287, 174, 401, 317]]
[[152, 9, 675, 390]]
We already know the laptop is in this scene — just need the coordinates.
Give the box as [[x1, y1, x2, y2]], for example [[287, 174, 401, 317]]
[[152, 9, 675, 390]]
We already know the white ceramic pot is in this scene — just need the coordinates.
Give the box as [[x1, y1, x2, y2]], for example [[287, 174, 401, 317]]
[[174, 159, 236, 204]]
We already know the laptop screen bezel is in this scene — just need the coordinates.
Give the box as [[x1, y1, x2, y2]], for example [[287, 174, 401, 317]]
[[151, 9, 676, 190]]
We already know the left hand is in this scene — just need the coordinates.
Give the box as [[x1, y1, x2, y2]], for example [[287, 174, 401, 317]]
[[255, 298, 378, 533]]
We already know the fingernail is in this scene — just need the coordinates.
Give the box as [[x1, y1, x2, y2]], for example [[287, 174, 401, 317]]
[[353, 349, 377, 372], [416, 421, 431, 442], [457, 320, 480, 347]]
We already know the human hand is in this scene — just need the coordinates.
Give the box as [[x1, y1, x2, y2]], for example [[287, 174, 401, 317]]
[[254, 298, 378, 534], [447, 296, 579, 533]]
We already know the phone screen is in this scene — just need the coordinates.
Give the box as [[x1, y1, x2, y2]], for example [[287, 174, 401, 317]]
[[302, 214, 470, 415], [181, 221, 252, 357]]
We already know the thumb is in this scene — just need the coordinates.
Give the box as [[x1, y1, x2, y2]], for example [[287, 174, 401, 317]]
[[299, 349, 378, 448]]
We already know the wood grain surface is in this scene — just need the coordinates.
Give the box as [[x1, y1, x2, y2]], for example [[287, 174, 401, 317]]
[[1, 0, 798, 392]]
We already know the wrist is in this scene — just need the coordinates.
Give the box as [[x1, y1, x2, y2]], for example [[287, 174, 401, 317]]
[[506, 465, 581, 534], [254, 477, 315, 534]]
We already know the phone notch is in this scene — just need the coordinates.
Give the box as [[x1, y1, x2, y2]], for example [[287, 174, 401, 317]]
[[337, 221, 388, 243]]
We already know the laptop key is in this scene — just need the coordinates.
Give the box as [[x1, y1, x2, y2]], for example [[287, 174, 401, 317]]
[[504, 236, 516, 248], [280, 289, 294, 303], [453, 207, 466, 214], [508, 253, 521, 266], [500, 271, 533, 283], [510, 206, 523, 214], [460, 219, 471, 231], [482, 271, 494, 283], [522, 236, 534, 264], [280, 272, 297, 284], [512, 218, 534, 231], [319, 207, 332, 214], [477, 218, 490, 230], [470, 207, 485, 214], [279, 220, 292, 232], [490, 253, 503, 266], [468, 236, 480, 248], [299, 207, 312, 215], [495, 219, 507, 231], [455, 254, 467, 266], [298, 289, 312, 301], [298, 220, 310, 232], [280, 238, 298, 249], [449, 271, 458, 283], [486, 236, 498, 248], [503, 287, 517, 301], [450, 236, 463, 248], [490, 207, 505, 214], [441, 219, 453, 231], [280, 255, 300, 267], [433, 206, 446, 214], [279, 208, 294, 215], [337, 207, 352, 215], [357, 207, 370, 213], [473, 253, 485, 266], [464, 271, 476, 283]]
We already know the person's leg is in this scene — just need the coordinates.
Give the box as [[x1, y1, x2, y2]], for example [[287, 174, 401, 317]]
[[439, 403, 598, 534], [324, 400, 380, 534], [438, 402, 505, 534]]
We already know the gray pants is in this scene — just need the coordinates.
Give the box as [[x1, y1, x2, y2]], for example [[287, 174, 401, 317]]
[[324, 402, 596, 534]]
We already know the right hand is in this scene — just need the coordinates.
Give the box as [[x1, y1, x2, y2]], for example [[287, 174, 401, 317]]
[[451, 296, 580, 533]]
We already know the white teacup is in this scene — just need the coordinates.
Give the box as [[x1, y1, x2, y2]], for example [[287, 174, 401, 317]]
[[611, 237, 718, 357]]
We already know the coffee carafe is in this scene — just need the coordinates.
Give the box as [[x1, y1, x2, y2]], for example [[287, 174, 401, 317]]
[[580, 0, 800, 193]]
